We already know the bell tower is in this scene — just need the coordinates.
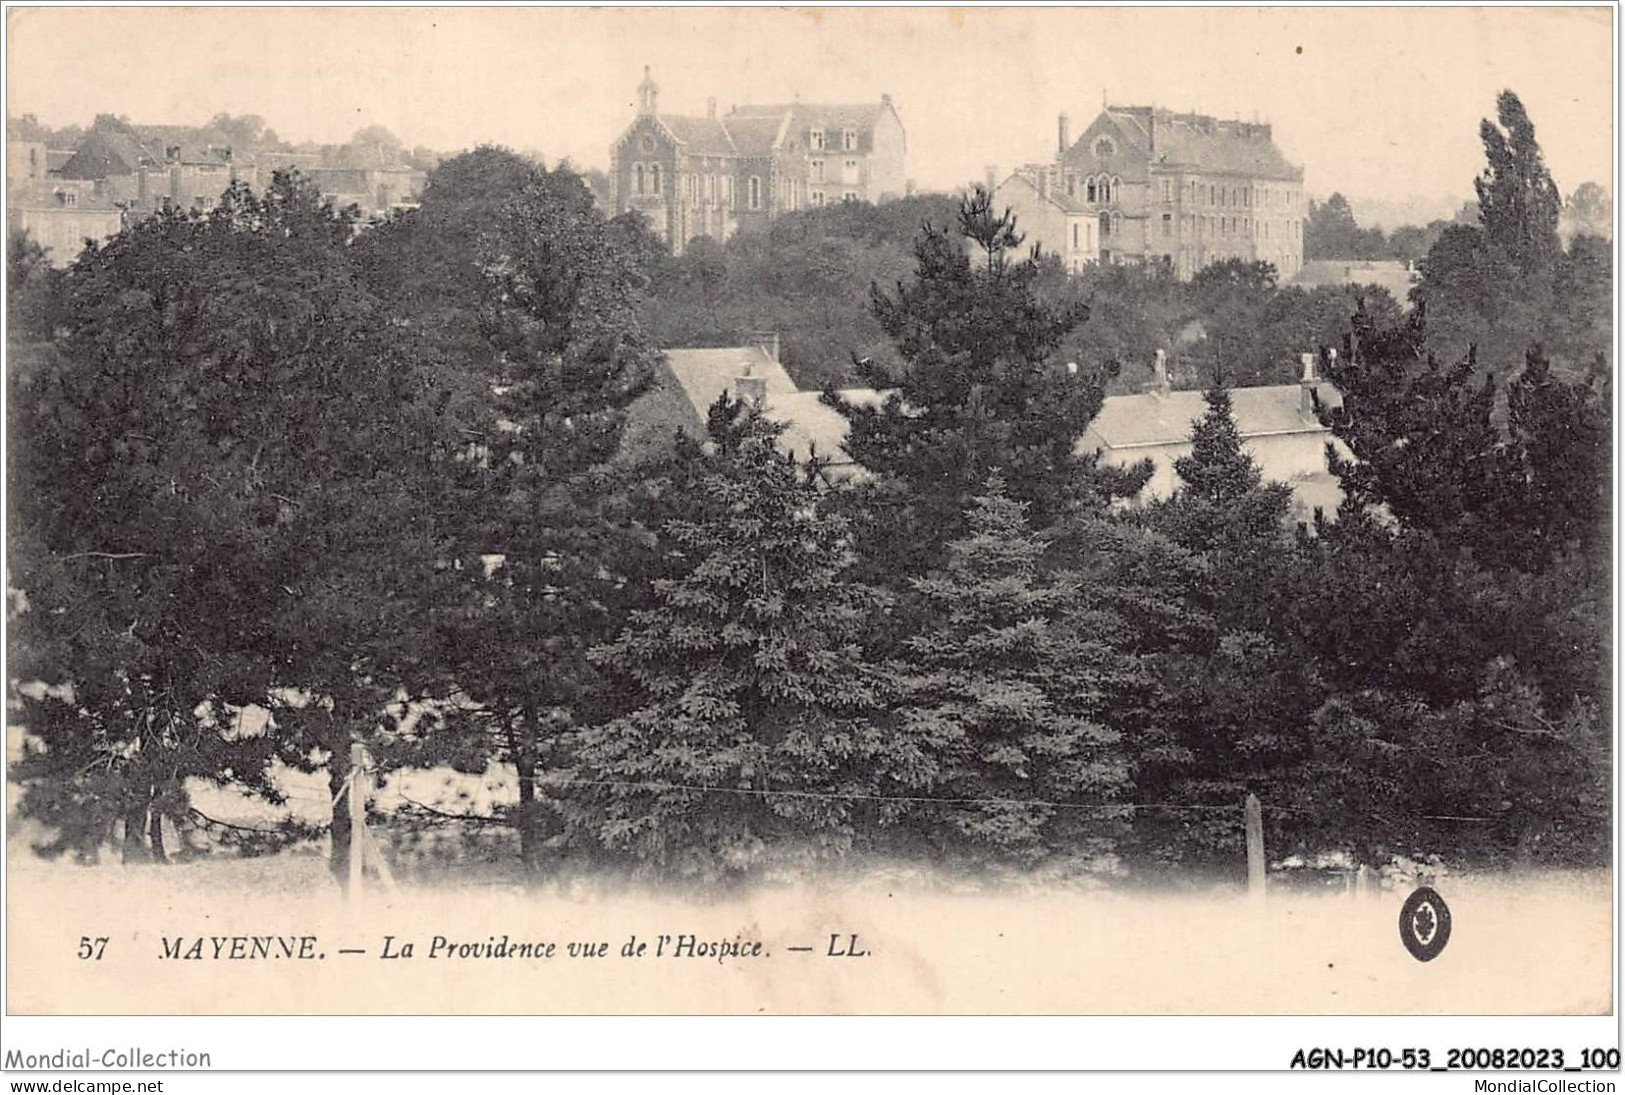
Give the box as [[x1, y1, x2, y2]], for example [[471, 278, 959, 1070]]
[[637, 65, 659, 116]]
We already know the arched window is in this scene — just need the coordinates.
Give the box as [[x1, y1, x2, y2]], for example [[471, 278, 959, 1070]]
[[1086, 176, 1097, 203], [1111, 212, 1122, 237], [1111, 176, 1121, 203], [633, 163, 645, 196], [748, 176, 761, 210], [1099, 211, 1111, 239], [649, 163, 661, 196]]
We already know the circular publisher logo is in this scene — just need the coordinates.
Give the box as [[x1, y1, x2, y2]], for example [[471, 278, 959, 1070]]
[[1399, 885, 1452, 962]]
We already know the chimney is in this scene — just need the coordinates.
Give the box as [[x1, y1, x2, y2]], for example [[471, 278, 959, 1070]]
[[1057, 113, 1071, 157], [1151, 349, 1170, 395], [707, 97, 717, 119], [735, 362, 767, 406], [881, 92, 893, 107], [1299, 351, 1317, 414]]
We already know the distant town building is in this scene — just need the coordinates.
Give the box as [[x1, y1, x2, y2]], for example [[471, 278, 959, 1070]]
[[997, 105, 1305, 279], [9, 187, 124, 268], [610, 67, 906, 253], [7, 139, 50, 194], [30, 118, 424, 232], [8, 136, 123, 266]]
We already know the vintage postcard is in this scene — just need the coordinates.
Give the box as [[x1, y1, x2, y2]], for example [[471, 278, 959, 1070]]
[[2, 3, 1615, 1065]]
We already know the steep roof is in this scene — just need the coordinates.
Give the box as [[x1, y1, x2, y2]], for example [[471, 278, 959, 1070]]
[[662, 346, 797, 417], [1085, 383, 1340, 449], [769, 389, 885, 465], [656, 115, 738, 157], [720, 113, 788, 158], [56, 127, 154, 178], [731, 103, 889, 132], [58, 122, 236, 180], [1003, 170, 1092, 215], [1085, 106, 1301, 180]]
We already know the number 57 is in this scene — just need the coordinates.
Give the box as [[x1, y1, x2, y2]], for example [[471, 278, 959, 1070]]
[[77, 936, 109, 960]]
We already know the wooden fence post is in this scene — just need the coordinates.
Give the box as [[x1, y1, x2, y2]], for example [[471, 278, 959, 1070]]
[[348, 742, 366, 904], [1244, 793, 1266, 902]]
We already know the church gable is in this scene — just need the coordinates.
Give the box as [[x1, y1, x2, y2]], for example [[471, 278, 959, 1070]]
[[615, 115, 679, 159], [1062, 111, 1150, 182]]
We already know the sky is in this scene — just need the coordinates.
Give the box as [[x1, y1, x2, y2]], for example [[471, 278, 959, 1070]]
[[6, 6, 1615, 214]]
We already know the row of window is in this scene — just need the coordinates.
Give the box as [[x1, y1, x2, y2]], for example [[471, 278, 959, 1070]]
[[1159, 178, 1301, 210], [629, 163, 759, 210], [632, 165, 872, 212], [809, 189, 861, 206], [809, 158, 861, 184], [1166, 212, 1302, 241], [1062, 174, 1119, 203], [809, 128, 859, 152]]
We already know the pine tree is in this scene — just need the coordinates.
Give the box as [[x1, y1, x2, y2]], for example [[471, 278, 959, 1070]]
[[1319, 306, 1515, 554], [887, 477, 1131, 864], [830, 187, 1148, 578], [361, 157, 659, 871], [557, 404, 892, 878], [1144, 389, 1315, 860]]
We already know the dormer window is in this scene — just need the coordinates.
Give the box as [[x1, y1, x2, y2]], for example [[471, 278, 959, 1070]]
[[810, 128, 825, 151], [842, 129, 857, 151]]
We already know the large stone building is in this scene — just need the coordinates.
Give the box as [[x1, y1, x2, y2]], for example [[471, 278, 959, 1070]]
[[610, 68, 906, 253], [996, 104, 1305, 279]]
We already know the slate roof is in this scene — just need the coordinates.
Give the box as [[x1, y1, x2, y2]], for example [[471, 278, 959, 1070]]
[[656, 115, 739, 157], [1003, 170, 1092, 215], [56, 127, 155, 178], [720, 114, 788, 158], [637, 347, 1345, 502], [1084, 383, 1341, 450], [662, 346, 797, 417], [1098, 106, 1301, 180], [10, 187, 122, 213], [770, 389, 886, 465], [57, 123, 236, 180], [732, 103, 889, 132]]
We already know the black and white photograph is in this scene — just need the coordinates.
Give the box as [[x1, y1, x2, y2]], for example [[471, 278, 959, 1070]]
[[0, 2, 1617, 1079]]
